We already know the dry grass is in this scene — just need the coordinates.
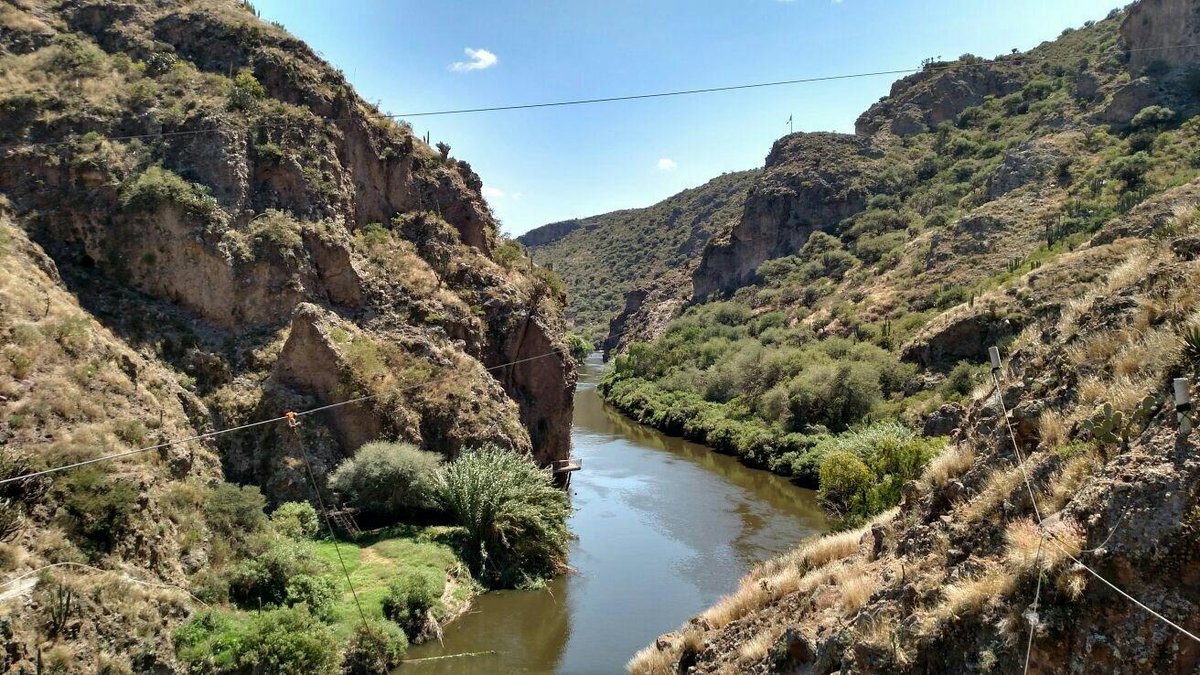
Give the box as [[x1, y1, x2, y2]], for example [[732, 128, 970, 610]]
[[929, 566, 1015, 624], [738, 623, 784, 664], [962, 464, 1026, 523], [627, 644, 679, 675], [1037, 409, 1069, 450], [1042, 447, 1102, 514], [921, 443, 976, 489], [1076, 374, 1155, 415], [1003, 518, 1085, 574], [751, 526, 865, 582], [837, 565, 879, 617], [700, 580, 772, 630]]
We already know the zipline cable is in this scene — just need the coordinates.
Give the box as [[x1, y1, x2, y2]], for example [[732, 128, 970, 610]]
[[988, 349, 1200, 661], [0, 351, 561, 486], [5, 41, 1200, 151], [288, 420, 369, 631]]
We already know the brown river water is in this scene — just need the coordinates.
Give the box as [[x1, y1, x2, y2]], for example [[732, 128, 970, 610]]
[[402, 354, 828, 674]]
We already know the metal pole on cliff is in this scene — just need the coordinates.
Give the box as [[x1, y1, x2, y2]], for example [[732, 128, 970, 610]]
[[787, 114, 793, 134], [1174, 378, 1192, 438], [989, 346, 1002, 376]]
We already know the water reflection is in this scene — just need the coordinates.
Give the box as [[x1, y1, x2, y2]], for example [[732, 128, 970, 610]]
[[403, 354, 828, 674]]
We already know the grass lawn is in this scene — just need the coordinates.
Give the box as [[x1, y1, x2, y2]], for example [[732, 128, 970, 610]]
[[312, 525, 475, 640]]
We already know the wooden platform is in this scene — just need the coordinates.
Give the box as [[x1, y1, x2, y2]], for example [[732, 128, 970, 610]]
[[552, 457, 582, 474]]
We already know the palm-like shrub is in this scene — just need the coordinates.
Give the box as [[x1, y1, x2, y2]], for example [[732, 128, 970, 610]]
[[433, 446, 571, 587], [328, 442, 442, 520]]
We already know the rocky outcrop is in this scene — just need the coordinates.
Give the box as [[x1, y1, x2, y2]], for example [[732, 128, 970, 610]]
[[1092, 177, 1200, 244], [692, 133, 883, 299], [1096, 77, 1163, 124], [855, 61, 1024, 137], [518, 218, 584, 248], [604, 269, 692, 358], [1121, 0, 1200, 73]]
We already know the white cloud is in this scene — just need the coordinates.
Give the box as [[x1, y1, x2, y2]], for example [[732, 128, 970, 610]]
[[449, 48, 498, 72], [481, 185, 505, 199], [657, 157, 678, 171]]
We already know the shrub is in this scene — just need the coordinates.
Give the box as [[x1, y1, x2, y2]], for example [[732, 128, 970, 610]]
[[343, 620, 408, 675], [204, 483, 268, 540], [272, 501, 319, 539], [119, 166, 218, 219], [283, 574, 338, 622], [941, 360, 982, 399], [565, 332, 592, 364], [381, 569, 441, 638], [493, 239, 524, 268], [786, 362, 882, 432], [818, 450, 872, 512], [434, 446, 571, 587], [230, 68, 266, 109], [1129, 105, 1175, 130], [227, 539, 330, 611], [328, 442, 442, 520], [59, 468, 138, 552], [1110, 152, 1152, 187], [175, 607, 340, 675]]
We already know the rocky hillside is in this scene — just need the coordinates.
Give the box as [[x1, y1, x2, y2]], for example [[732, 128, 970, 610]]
[[519, 170, 758, 347], [0, 0, 573, 670], [618, 0, 1200, 671]]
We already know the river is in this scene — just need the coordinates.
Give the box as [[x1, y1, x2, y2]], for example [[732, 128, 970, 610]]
[[403, 353, 828, 673]]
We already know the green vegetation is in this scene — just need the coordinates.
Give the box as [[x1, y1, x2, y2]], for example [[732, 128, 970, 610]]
[[175, 606, 341, 675], [565, 331, 593, 363], [271, 501, 320, 539], [520, 170, 760, 342], [433, 446, 571, 587], [328, 441, 442, 521], [381, 568, 442, 639]]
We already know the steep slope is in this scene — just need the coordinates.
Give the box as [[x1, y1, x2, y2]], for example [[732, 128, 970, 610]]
[[621, 0, 1200, 671], [0, 0, 573, 669], [519, 170, 758, 345]]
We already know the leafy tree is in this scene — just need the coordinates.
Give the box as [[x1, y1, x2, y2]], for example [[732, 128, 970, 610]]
[[59, 468, 139, 552], [175, 607, 340, 675], [328, 442, 442, 520]]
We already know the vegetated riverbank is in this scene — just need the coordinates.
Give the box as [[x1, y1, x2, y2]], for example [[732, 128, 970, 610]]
[[597, 313, 955, 525], [403, 353, 829, 674]]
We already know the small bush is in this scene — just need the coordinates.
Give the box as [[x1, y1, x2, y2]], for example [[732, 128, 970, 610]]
[[119, 166, 219, 219], [227, 539, 330, 611], [272, 501, 319, 539], [230, 68, 266, 109], [493, 239, 524, 268], [175, 607, 340, 675], [818, 450, 873, 511], [565, 332, 592, 364], [204, 483, 268, 541], [328, 442, 442, 521], [941, 361, 982, 399], [59, 468, 138, 552], [343, 620, 408, 675], [434, 446, 570, 587], [381, 569, 441, 638], [1130, 105, 1175, 130]]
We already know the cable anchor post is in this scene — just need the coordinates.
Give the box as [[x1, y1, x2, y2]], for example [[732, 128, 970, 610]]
[[1173, 378, 1192, 438]]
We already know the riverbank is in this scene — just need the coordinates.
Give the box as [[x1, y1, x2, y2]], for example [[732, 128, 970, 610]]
[[403, 353, 828, 673]]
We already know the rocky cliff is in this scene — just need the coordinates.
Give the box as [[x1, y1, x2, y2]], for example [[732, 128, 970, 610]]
[[520, 170, 757, 345], [622, 0, 1200, 671], [0, 0, 573, 668]]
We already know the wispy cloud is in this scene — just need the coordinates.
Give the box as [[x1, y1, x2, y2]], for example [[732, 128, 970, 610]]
[[657, 157, 678, 171], [482, 185, 504, 199], [450, 48, 498, 72]]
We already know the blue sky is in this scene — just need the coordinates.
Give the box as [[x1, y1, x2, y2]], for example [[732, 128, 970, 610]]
[[253, 0, 1119, 235]]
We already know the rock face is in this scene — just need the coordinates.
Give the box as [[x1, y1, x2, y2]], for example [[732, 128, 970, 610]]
[[603, 269, 692, 358], [691, 133, 882, 299], [854, 61, 1024, 137], [1122, 0, 1200, 73]]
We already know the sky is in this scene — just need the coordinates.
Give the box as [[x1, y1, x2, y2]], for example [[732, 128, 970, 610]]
[[252, 0, 1120, 236]]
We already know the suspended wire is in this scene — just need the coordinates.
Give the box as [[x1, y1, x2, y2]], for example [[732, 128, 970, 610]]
[[5, 41, 1200, 152], [989, 353, 1200, 659], [0, 351, 561, 486], [289, 422, 369, 631], [0, 561, 208, 604]]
